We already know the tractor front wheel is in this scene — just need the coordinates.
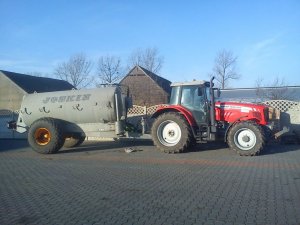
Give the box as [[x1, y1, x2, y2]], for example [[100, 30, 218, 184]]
[[227, 121, 265, 156], [152, 112, 191, 153]]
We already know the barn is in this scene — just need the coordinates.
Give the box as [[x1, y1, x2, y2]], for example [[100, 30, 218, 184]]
[[120, 66, 171, 106], [0, 70, 74, 138]]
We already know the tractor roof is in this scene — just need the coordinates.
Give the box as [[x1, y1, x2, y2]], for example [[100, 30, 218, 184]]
[[171, 80, 209, 87]]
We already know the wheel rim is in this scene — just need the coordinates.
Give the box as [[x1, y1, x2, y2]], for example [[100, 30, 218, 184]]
[[233, 128, 256, 151], [157, 120, 182, 146], [34, 128, 51, 145]]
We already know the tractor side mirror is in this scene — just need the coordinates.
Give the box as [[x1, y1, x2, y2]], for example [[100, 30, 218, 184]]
[[217, 89, 221, 98], [214, 88, 221, 98], [197, 87, 203, 96]]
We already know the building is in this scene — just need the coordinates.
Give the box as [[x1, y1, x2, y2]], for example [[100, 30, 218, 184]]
[[120, 66, 171, 106], [0, 70, 74, 138], [0, 70, 74, 111], [219, 86, 300, 103]]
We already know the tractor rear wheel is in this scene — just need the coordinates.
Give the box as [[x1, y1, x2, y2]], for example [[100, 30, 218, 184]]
[[152, 112, 191, 153], [227, 121, 265, 156], [28, 118, 65, 154]]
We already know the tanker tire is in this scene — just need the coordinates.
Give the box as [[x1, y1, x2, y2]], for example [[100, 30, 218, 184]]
[[151, 112, 191, 153], [64, 135, 86, 148], [28, 118, 65, 154], [227, 121, 265, 156]]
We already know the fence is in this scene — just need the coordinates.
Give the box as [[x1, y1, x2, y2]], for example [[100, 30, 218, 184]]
[[127, 104, 168, 116], [128, 101, 300, 137], [264, 100, 300, 138], [126, 105, 168, 131], [128, 101, 300, 115], [1, 101, 299, 139]]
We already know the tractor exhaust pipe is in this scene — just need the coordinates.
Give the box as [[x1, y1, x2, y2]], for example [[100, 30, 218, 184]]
[[210, 77, 217, 133]]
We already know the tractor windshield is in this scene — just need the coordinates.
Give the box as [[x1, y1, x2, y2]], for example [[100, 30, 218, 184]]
[[206, 86, 211, 103], [170, 86, 180, 105]]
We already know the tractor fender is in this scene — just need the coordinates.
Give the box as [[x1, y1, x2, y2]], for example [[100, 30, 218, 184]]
[[152, 105, 198, 127]]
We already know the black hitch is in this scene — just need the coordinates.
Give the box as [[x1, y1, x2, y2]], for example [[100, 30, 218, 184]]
[[7, 121, 17, 130]]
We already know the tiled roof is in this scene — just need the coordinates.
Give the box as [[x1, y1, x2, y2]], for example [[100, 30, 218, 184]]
[[0, 70, 75, 93]]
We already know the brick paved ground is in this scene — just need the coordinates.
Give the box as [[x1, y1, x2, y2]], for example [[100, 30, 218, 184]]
[[0, 139, 300, 225]]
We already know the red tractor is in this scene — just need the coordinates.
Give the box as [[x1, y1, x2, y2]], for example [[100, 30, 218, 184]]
[[151, 77, 284, 156]]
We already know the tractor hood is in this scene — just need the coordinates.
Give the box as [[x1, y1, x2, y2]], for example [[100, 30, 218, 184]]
[[215, 101, 269, 125]]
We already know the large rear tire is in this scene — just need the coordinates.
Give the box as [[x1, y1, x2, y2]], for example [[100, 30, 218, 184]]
[[63, 135, 86, 148], [28, 118, 65, 154], [227, 121, 265, 156], [151, 112, 192, 153]]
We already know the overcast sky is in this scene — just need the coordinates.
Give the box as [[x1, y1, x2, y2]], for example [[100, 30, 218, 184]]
[[0, 0, 299, 88]]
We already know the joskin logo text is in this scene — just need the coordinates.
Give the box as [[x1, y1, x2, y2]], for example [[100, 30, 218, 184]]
[[42, 94, 91, 104]]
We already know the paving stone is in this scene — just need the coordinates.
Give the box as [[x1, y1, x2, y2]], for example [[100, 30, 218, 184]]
[[0, 140, 300, 224]]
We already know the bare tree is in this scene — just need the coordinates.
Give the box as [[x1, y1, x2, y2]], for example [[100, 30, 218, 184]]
[[54, 53, 93, 89], [255, 77, 294, 101], [210, 49, 240, 89], [127, 47, 164, 74], [97, 55, 124, 84]]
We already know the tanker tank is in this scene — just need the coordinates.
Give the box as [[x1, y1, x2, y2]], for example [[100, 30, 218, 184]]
[[19, 86, 124, 127]]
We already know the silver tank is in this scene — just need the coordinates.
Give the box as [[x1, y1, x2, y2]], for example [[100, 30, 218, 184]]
[[19, 87, 124, 127]]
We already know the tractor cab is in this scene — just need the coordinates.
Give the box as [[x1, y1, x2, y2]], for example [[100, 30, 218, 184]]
[[169, 80, 212, 126], [151, 78, 219, 152]]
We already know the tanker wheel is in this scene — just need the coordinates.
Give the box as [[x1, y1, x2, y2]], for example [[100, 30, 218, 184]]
[[151, 112, 191, 153], [28, 118, 65, 154], [64, 135, 86, 148], [227, 121, 265, 156]]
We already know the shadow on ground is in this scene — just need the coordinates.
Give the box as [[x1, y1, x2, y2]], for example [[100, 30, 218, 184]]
[[261, 142, 300, 155], [0, 139, 29, 152], [1, 138, 299, 156], [193, 140, 300, 156], [189, 141, 228, 153], [59, 139, 154, 154]]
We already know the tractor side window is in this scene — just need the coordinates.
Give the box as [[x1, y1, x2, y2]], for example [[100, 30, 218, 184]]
[[181, 86, 207, 124], [181, 86, 205, 110]]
